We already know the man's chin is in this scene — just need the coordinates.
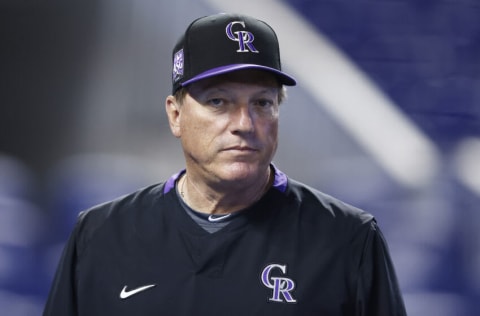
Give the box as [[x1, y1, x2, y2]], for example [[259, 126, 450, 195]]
[[217, 162, 267, 181]]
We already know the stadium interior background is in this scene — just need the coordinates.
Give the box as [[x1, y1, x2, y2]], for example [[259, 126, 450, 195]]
[[1, 0, 479, 315]]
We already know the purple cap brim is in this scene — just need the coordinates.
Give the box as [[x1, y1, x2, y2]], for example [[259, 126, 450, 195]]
[[181, 64, 296, 87]]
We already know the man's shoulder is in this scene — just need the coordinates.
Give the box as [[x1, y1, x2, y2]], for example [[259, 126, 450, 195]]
[[285, 178, 374, 227], [72, 182, 167, 249], [79, 182, 166, 221]]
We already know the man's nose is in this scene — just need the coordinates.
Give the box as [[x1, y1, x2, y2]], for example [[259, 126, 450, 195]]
[[231, 104, 255, 134]]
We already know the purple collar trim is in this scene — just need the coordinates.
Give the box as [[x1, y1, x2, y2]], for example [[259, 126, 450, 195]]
[[163, 165, 288, 194], [163, 170, 184, 194], [272, 165, 288, 192]]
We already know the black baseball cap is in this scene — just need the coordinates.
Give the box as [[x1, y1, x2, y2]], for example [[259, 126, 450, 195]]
[[171, 13, 296, 93]]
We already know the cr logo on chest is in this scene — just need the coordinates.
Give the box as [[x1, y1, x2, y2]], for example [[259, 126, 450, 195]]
[[261, 263, 297, 303]]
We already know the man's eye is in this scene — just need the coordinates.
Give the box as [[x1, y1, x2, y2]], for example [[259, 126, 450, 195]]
[[256, 99, 274, 107], [208, 98, 224, 106]]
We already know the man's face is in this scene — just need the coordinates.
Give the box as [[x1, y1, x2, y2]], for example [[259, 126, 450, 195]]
[[168, 70, 281, 187]]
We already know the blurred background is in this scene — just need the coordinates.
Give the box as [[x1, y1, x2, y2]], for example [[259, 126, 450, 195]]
[[1, 0, 479, 314]]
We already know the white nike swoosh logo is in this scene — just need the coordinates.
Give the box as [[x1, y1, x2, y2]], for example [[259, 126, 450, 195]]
[[119, 284, 156, 299], [208, 214, 231, 222]]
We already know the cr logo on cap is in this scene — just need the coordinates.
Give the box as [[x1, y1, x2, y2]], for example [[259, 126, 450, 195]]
[[225, 21, 259, 53]]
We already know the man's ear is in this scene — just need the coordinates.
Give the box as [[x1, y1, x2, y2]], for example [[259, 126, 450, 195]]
[[165, 95, 181, 138]]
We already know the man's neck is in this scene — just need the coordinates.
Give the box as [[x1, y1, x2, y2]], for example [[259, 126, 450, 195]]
[[179, 167, 272, 215]]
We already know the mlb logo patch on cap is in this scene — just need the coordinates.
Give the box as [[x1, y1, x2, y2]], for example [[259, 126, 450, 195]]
[[172, 49, 184, 82], [171, 13, 296, 93]]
